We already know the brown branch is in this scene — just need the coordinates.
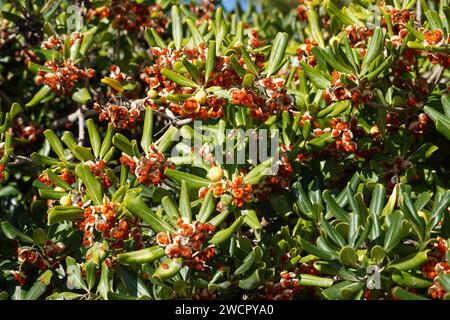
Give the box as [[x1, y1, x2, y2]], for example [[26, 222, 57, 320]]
[[50, 108, 97, 129]]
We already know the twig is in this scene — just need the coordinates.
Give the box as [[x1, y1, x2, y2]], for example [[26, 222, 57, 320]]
[[8, 155, 37, 166], [77, 108, 85, 144], [367, 102, 405, 111], [416, 0, 422, 27], [432, 65, 444, 86], [131, 97, 193, 126], [50, 108, 97, 129]]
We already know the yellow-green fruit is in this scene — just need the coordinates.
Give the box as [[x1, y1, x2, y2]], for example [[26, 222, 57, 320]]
[[60, 195, 72, 206], [54, 186, 65, 192], [147, 89, 158, 99], [208, 166, 224, 182], [194, 90, 207, 104]]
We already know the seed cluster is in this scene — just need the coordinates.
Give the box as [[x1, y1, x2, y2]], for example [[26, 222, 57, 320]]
[[94, 99, 141, 130], [199, 173, 254, 208], [263, 271, 301, 300], [422, 238, 450, 299], [87, 0, 167, 33], [78, 200, 142, 249], [38, 168, 76, 187], [13, 240, 65, 285], [156, 218, 216, 271], [88, 160, 112, 189], [120, 146, 174, 186]]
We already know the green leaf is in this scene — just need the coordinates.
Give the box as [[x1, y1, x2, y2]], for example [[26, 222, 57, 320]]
[[265, 32, 288, 77], [299, 274, 333, 287], [112, 133, 134, 156], [72, 88, 91, 104], [116, 266, 150, 298], [149, 28, 167, 49], [388, 250, 429, 271], [165, 169, 211, 189], [26, 85, 52, 107], [383, 210, 404, 253], [44, 129, 66, 161], [239, 44, 259, 76], [100, 124, 115, 159], [428, 109, 450, 139], [85, 260, 97, 291], [313, 261, 359, 281], [161, 196, 180, 226], [181, 58, 200, 83], [339, 246, 358, 267], [86, 119, 101, 158], [97, 262, 110, 300], [46, 292, 82, 300], [125, 194, 175, 233], [47, 206, 84, 224], [369, 184, 386, 216], [238, 269, 261, 290], [321, 281, 363, 300], [186, 19, 204, 47], [243, 158, 274, 185], [230, 55, 247, 77], [209, 216, 244, 245], [141, 107, 154, 154], [360, 29, 384, 76], [179, 180, 193, 223], [33, 228, 47, 245], [307, 10, 325, 48], [101, 77, 124, 93], [75, 163, 104, 206], [242, 209, 261, 230], [0, 221, 33, 243], [44, 169, 71, 190], [322, 190, 349, 222], [392, 287, 429, 300], [197, 189, 215, 223], [409, 143, 438, 162], [321, 217, 346, 248], [66, 256, 88, 291], [293, 182, 314, 217], [314, 47, 353, 74], [300, 62, 331, 89], [370, 245, 386, 263], [73, 146, 95, 161], [299, 237, 337, 260], [391, 271, 432, 288], [161, 68, 200, 88], [234, 246, 263, 275], [26, 270, 53, 300], [118, 246, 165, 265], [171, 6, 183, 50], [436, 274, 450, 292], [205, 40, 216, 84], [153, 258, 183, 281]]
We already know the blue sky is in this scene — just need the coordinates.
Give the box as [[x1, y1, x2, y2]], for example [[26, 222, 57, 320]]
[[221, 0, 249, 11]]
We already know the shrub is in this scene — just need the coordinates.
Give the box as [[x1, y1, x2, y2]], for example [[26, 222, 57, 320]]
[[0, 0, 449, 300]]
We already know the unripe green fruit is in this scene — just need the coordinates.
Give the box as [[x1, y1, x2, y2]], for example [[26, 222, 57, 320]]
[[147, 89, 158, 99], [59, 195, 72, 206], [209, 166, 224, 182], [194, 90, 208, 104]]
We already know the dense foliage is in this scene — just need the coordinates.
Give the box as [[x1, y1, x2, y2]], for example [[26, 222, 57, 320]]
[[0, 0, 449, 300]]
